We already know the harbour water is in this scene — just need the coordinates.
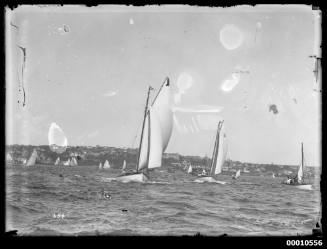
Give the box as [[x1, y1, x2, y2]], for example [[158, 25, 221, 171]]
[[6, 164, 321, 236]]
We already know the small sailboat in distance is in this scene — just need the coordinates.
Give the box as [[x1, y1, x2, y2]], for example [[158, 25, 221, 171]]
[[115, 77, 173, 183], [63, 158, 70, 166], [99, 162, 103, 169], [187, 165, 193, 174], [122, 160, 127, 173], [103, 160, 110, 169], [194, 120, 227, 184], [272, 173, 275, 178], [25, 149, 38, 166], [282, 142, 313, 190], [54, 157, 60, 166], [232, 169, 241, 179]]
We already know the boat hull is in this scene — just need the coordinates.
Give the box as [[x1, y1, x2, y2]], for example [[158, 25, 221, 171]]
[[115, 173, 149, 183], [194, 176, 226, 184]]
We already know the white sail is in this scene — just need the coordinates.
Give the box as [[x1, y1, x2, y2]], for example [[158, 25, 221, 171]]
[[22, 159, 27, 164], [64, 158, 70, 166], [99, 162, 103, 169], [187, 165, 193, 174], [6, 153, 13, 162], [72, 157, 78, 166], [54, 157, 60, 165], [26, 149, 37, 166], [122, 160, 126, 170], [298, 161, 303, 182], [272, 173, 275, 178], [103, 160, 110, 169], [48, 122, 68, 153], [210, 121, 227, 176], [138, 112, 150, 171], [151, 78, 173, 151], [235, 169, 241, 179], [297, 143, 304, 183], [147, 108, 163, 169]]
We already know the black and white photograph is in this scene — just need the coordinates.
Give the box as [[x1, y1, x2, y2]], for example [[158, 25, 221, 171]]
[[4, 4, 322, 237]]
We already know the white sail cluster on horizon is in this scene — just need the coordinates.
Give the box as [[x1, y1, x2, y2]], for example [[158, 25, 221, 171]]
[[137, 78, 173, 171], [26, 149, 37, 166]]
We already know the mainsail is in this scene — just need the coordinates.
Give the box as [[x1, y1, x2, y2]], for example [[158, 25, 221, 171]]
[[136, 78, 173, 172], [48, 122, 68, 153], [297, 142, 304, 183], [122, 160, 126, 170], [64, 158, 71, 166], [70, 157, 78, 166], [6, 153, 13, 162], [209, 121, 227, 176], [26, 149, 37, 166], [99, 162, 103, 169], [234, 169, 241, 179], [103, 160, 110, 169], [187, 165, 193, 174], [54, 157, 60, 165]]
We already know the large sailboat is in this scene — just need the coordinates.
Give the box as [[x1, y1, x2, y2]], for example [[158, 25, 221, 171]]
[[282, 142, 312, 189], [25, 149, 38, 166], [115, 77, 173, 183], [194, 120, 227, 184]]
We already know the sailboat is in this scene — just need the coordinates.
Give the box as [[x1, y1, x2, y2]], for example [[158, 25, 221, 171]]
[[122, 160, 127, 172], [99, 162, 103, 169], [25, 149, 38, 166], [115, 77, 173, 183], [187, 165, 193, 174], [69, 157, 78, 166], [54, 157, 60, 166], [282, 142, 312, 189], [103, 160, 110, 169], [63, 158, 71, 166], [194, 120, 227, 184], [272, 173, 275, 178], [232, 169, 241, 179]]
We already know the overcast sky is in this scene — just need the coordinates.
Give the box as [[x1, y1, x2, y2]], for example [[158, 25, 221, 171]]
[[6, 5, 321, 166]]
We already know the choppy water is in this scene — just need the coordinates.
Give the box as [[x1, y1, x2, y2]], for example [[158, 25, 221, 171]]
[[6, 164, 321, 236]]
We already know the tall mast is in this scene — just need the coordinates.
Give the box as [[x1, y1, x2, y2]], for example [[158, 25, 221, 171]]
[[136, 86, 153, 172]]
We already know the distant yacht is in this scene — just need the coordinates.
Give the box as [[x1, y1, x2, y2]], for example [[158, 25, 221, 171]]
[[69, 157, 78, 166], [99, 162, 103, 169], [272, 173, 275, 178], [25, 149, 38, 167], [103, 160, 110, 169], [63, 158, 71, 166], [232, 169, 241, 179], [115, 77, 173, 183], [187, 165, 193, 174], [122, 160, 126, 173], [54, 157, 60, 166], [282, 142, 313, 189], [194, 120, 227, 183]]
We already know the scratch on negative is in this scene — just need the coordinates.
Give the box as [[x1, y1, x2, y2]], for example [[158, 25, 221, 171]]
[[17, 45, 26, 107]]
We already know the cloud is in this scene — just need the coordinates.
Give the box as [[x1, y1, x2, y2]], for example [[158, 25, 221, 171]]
[[103, 90, 118, 97]]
